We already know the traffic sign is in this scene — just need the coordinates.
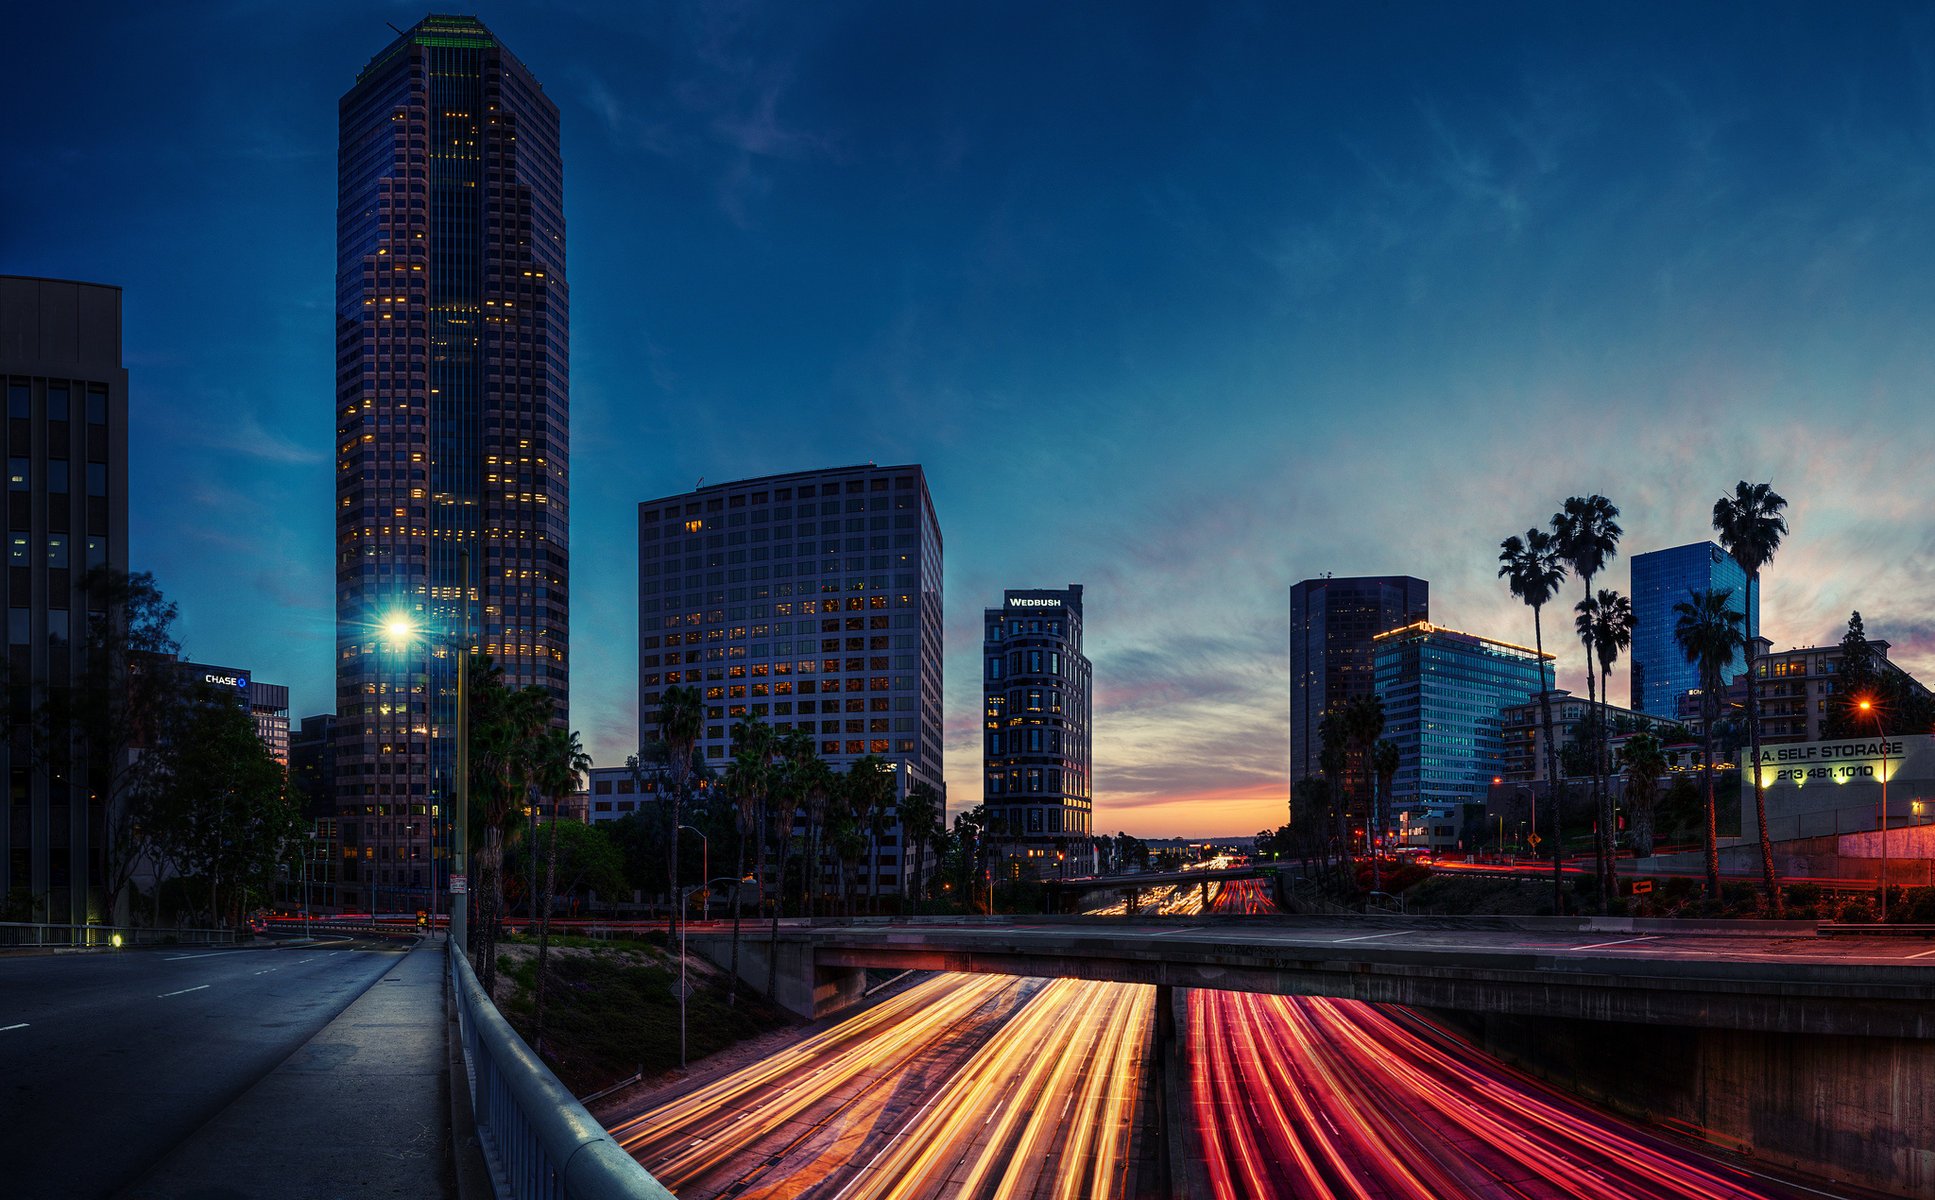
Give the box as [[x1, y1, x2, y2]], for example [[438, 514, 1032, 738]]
[[450, 874, 468, 894], [1527, 833, 1542, 848], [1631, 879, 1653, 895]]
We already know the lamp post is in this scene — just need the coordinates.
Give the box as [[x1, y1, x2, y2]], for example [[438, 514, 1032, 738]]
[[678, 825, 708, 923], [1859, 699, 1891, 917], [679, 873, 752, 1069]]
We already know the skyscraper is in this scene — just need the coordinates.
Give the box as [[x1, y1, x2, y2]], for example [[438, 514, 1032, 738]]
[[1289, 576, 1428, 793], [982, 585, 1093, 867], [335, 15, 567, 913], [0, 276, 129, 926], [637, 465, 943, 895], [1628, 543, 1755, 718]]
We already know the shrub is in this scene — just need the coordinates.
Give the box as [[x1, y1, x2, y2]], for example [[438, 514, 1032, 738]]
[[1837, 897, 1876, 923]]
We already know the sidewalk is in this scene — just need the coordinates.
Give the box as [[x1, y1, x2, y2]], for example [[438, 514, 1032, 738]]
[[120, 939, 452, 1200]]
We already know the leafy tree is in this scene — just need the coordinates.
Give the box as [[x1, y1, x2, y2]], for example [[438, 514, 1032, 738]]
[[35, 567, 186, 926], [1674, 588, 1747, 901], [150, 690, 298, 927], [1620, 732, 1667, 858], [1499, 527, 1569, 910], [1713, 480, 1788, 911]]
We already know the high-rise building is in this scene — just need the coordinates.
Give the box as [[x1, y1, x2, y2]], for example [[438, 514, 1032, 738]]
[[637, 465, 943, 894], [1373, 622, 1554, 847], [0, 276, 129, 926], [1628, 543, 1755, 718], [982, 585, 1093, 866], [335, 15, 568, 913], [175, 660, 291, 765], [1289, 576, 1428, 793]]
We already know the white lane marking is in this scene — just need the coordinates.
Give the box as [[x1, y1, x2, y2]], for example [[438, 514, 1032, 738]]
[[252, 968, 278, 975], [163, 952, 227, 961], [1, 1023, 27, 1032], [294, 957, 316, 963], [1905, 947, 1935, 959], [1332, 931, 1409, 943], [1570, 936, 1661, 951], [157, 985, 211, 998]]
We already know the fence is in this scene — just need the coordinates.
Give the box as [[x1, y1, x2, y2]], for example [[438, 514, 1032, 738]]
[[447, 941, 675, 1200], [0, 921, 238, 950]]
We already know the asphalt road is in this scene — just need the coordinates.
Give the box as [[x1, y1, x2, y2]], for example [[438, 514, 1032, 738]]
[[0, 936, 407, 1200]]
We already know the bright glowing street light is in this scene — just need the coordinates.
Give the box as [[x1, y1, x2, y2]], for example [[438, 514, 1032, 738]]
[[383, 614, 418, 642]]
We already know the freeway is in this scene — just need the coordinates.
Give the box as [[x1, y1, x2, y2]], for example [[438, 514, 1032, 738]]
[[609, 972, 1159, 1198], [0, 935, 408, 1200]]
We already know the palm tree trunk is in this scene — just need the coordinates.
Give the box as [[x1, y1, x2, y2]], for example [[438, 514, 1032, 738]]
[[1743, 577, 1780, 914], [1702, 702, 1721, 901], [1600, 665, 1617, 910], [1532, 608, 1564, 914], [533, 796, 561, 1053]]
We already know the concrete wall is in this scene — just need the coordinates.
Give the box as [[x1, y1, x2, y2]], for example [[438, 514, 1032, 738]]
[[685, 931, 864, 1019], [1431, 1009, 1934, 1198]]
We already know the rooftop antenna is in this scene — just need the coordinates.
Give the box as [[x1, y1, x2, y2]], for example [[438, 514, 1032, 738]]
[[695, 477, 704, 489], [387, 21, 407, 36]]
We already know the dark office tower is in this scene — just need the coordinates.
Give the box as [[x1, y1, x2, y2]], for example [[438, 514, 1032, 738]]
[[637, 465, 943, 895], [336, 15, 567, 913], [982, 586, 1093, 870], [0, 276, 129, 926], [1288, 576, 1427, 796]]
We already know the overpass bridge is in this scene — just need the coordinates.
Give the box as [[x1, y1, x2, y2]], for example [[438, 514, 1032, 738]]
[[689, 915, 1935, 1195]]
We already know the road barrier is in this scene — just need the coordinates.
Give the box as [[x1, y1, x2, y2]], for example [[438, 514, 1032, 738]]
[[447, 941, 675, 1199], [0, 921, 237, 950]]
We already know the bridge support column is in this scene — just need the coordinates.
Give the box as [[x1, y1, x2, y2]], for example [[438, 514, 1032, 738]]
[[1429, 1010, 1934, 1198], [687, 933, 866, 1021]]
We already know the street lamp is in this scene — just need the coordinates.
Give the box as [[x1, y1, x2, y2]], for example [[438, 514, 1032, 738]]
[[679, 873, 753, 1069], [1859, 698, 1891, 918], [678, 825, 708, 922]]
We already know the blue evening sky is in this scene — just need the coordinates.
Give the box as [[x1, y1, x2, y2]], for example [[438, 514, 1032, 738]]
[[5, 2, 1934, 836]]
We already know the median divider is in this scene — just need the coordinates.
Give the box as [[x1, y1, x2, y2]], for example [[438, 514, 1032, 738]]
[[447, 940, 676, 1200]]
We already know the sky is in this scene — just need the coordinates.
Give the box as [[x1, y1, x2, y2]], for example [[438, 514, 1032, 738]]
[[5, 1, 1935, 838]]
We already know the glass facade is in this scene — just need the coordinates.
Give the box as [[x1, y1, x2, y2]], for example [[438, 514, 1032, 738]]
[[335, 16, 568, 913], [1289, 575, 1428, 798], [637, 465, 943, 894], [982, 585, 1093, 860], [1628, 542, 1756, 717], [0, 276, 129, 926], [1374, 622, 1554, 810]]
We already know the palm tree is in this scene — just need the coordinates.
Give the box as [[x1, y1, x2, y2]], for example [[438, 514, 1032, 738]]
[[1370, 739, 1399, 890], [1553, 496, 1621, 905], [468, 659, 550, 997], [764, 729, 815, 1000], [795, 752, 834, 919], [531, 726, 589, 1052], [1577, 589, 1635, 908], [1499, 528, 1569, 912], [1620, 732, 1666, 859], [846, 756, 895, 914], [898, 781, 943, 912], [723, 714, 773, 1007], [655, 685, 703, 938], [1713, 480, 1789, 912], [1317, 716, 1350, 877], [1674, 588, 1748, 901], [1342, 694, 1385, 863]]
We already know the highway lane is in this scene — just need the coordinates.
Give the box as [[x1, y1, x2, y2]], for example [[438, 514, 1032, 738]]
[[1188, 990, 1871, 1199], [0, 936, 408, 1200], [611, 973, 1160, 1199]]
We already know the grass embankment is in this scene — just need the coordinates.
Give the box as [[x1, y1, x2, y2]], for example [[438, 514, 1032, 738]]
[[491, 933, 792, 1095]]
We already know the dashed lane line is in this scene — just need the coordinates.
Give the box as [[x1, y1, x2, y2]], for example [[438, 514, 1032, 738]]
[[1, 1023, 27, 1032], [157, 985, 211, 999]]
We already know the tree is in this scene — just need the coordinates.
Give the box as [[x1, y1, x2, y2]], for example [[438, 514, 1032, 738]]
[[1342, 694, 1385, 869], [846, 756, 895, 914], [654, 685, 703, 939], [35, 567, 186, 926], [898, 780, 943, 911], [1579, 588, 1634, 909], [1674, 588, 1747, 901], [530, 726, 590, 1053], [1554, 496, 1622, 910], [1370, 738, 1399, 888], [1620, 732, 1666, 858], [794, 750, 834, 918], [467, 656, 551, 996], [1713, 480, 1788, 912], [1317, 716, 1350, 879], [150, 691, 298, 928], [722, 714, 774, 1007], [1500, 528, 1569, 912]]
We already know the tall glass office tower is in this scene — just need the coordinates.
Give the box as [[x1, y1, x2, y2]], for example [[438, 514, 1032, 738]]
[[335, 15, 568, 913], [1628, 543, 1754, 718], [1372, 622, 1554, 810], [1289, 575, 1428, 800]]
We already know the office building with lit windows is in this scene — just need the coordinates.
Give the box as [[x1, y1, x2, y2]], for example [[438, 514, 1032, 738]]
[[982, 586, 1092, 867], [1629, 542, 1755, 718], [1289, 575, 1428, 796], [637, 464, 943, 894], [1373, 622, 1554, 821], [334, 15, 568, 913], [1, 275, 129, 926], [174, 661, 291, 766]]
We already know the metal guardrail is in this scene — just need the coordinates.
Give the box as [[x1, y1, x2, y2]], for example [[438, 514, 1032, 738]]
[[0, 921, 238, 949], [447, 941, 676, 1200]]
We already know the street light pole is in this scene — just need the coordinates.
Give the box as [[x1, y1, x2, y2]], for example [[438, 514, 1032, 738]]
[[678, 825, 708, 924], [1860, 699, 1891, 918]]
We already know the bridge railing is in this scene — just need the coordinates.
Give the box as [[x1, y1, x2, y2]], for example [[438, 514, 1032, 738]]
[[447, 940, 675, 1200], [0, 921, 237, 949]]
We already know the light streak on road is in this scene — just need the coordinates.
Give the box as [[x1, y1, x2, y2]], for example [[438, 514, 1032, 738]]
[[1190, 987, 1843, 1199]]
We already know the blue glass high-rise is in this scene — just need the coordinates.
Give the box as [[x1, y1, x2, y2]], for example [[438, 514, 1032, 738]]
[[335, 16, 568, 914], [1628, 543, 1756, 718]]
